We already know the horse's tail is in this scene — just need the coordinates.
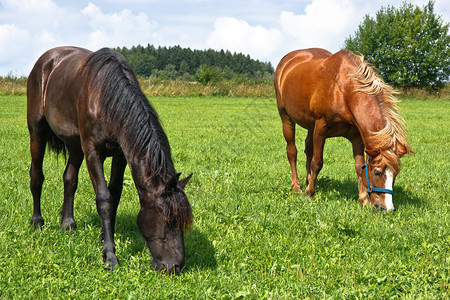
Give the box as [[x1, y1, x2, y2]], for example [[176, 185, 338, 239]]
[[46, 130, 67, 160]]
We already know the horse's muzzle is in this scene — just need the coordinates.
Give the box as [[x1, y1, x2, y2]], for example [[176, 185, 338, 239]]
[[374, 202, 395, 213]]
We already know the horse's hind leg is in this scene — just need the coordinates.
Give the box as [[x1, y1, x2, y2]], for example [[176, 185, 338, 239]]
[[29, 130, 47, 228], [304, 130, 313, 187], [280, 112, 302, 193], [305, 119, 327, 196], [61, 146, 84, 230]]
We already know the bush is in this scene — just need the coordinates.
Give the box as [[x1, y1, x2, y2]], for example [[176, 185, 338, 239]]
[[0, 74, 27, 95], [195, 65, 223, 85]]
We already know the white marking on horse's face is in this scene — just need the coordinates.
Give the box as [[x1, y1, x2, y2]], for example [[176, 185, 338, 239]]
[[384, 168, 394, 211]]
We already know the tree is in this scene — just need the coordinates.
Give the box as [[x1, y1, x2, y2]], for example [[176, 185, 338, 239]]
[[343, 1, 450, 89], [195, 65, 223, 85]]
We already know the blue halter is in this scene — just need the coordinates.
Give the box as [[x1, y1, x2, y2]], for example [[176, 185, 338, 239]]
[[362, 157, 394, 195]]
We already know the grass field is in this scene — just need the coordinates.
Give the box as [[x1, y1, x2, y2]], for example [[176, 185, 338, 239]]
[[0, 95, 449, 299]]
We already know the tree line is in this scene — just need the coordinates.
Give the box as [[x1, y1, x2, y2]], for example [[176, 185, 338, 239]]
[[114, 44, 274, 83]]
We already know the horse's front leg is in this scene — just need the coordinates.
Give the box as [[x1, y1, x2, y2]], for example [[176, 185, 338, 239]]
[[351, 136, 369, 206], [304, 130, 313, 187], [107, 153, 127, 239], [305, 119, 327, 196], [83, 143, 118, 270]]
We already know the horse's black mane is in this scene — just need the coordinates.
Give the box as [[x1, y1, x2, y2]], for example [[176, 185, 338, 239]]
[[83, 48, 175, 179]]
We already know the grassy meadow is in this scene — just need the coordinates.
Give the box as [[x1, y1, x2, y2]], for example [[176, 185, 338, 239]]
[[0, 95, 449, 299]]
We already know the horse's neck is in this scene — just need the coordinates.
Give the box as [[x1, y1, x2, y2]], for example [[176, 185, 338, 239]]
[[123, 144, 175, 192], [126, 158, 173, 194], [349, 95, 385, 150], [116, 113, 175, 179]]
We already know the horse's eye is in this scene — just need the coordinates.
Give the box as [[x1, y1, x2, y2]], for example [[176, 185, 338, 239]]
[[374, 169, 383, 177]]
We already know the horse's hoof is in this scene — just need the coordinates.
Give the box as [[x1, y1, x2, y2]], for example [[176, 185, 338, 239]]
[[61, 218, 77, 231], [104, 256, 119, 270], [305, 188, 315, 197], [30, 216, 44, 228], [292, 187, 303, 194], [292, 184, 303, 194]]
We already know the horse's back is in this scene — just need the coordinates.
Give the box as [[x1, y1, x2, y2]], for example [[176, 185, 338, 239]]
[[275, 48, 331, 87], [275, 48, 359, 95], [275, 49, 331, 125], [27, 47, 95, 145], [275, 48, 359, 129], [28, 47, 90, 94], [27, 47, 91, 113]]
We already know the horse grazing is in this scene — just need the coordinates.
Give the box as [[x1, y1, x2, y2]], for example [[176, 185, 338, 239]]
[[27, 46, 193, 274], [274, 48, 412, 212]]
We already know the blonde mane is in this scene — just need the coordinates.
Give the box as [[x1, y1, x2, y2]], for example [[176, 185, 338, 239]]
[[350, 54, 412, 172]]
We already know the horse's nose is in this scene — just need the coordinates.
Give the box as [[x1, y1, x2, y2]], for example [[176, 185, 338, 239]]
[[155, 261, 183, 275], [374, 202, 387, 213]]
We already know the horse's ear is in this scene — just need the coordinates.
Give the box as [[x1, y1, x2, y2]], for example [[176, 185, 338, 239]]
[[398, 144, 414, 157], [178, 173, 193, 190], [165, 173, 181, 193], [365, 148, 379, 158]]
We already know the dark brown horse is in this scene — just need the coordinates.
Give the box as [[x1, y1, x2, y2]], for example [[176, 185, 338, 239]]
[[274, 48, 412, 212], [27, 46, 193, 274]]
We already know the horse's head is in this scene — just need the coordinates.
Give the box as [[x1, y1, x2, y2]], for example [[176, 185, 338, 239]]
[[137, 173, 193, 274], [361, 150, 401, 212]]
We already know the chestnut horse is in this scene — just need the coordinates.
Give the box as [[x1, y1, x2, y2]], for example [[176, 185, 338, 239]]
[[27, 46, 192, 274], [274, 48, 412, 212]]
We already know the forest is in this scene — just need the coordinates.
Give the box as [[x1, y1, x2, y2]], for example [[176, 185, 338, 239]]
[[114, 44, 274, 82]]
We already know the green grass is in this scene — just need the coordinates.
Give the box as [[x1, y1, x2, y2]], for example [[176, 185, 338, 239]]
[[0, 95, 449, 299]]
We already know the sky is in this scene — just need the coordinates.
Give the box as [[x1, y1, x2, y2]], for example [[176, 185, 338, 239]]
[[0, 0, 449, 76]]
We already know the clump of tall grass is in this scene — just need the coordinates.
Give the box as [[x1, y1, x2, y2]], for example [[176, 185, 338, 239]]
[[137, 76, 274, 98], [398, 85, 450, 100], [0, 74, 27, 95]]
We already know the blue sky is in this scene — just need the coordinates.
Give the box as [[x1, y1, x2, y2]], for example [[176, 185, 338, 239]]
[[0, 0, 449, 76]]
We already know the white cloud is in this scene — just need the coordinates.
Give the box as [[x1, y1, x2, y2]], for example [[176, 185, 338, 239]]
[[278, 0, 362, 52], [0, 24, 30, 61], [1, 0, 63, 16], [81, 3, 157, 50], [0, 0, 159, 74], [0, 0, 80, 74], [205, 0, 375, 66], [207, 17, 284, 62], [0, 0, 68, 33]]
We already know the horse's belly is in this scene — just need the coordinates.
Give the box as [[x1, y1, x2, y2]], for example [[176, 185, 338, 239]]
[[285, 106, 318, 130], [292, 116, 315, 130], [44, 98, 81, 145], [326, 123, 358, 138], [287, 105, 357, 136]]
